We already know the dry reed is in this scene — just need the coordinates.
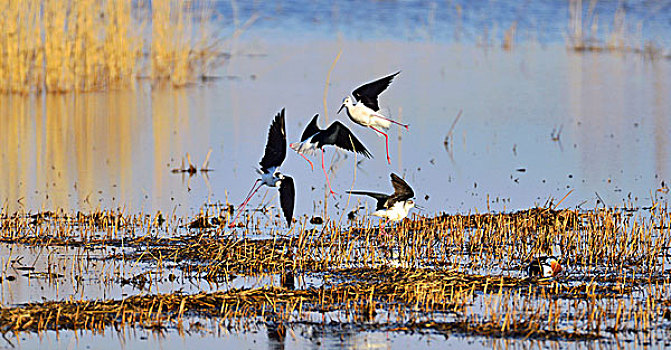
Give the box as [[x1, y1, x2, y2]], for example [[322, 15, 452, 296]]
[[0, 0, 223, 94], [1, 204, 670, 342]]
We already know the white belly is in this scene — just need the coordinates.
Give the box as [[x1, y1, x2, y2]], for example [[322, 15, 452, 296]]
[[349, 104, 391, 130], [373, 202, 409, 222], [290, 140, 319, 155], [540, 264, 554, 278]]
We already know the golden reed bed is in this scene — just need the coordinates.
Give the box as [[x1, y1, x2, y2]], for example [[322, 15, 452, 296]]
[[0, 0, 223, 94]]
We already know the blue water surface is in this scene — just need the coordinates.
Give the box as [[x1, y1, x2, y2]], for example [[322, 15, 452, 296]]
[[212, 0, 671, 46]]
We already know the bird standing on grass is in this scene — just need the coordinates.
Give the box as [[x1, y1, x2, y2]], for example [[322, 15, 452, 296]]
[[347, 173, 416, 234], [229, 108, 295, 228], [338, 71, 408, 164], [290, 114, 372, 196]]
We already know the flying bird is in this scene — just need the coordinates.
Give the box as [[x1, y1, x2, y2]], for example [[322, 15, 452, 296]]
[[526, 256, 563, 278], [228, 108, 295, 228], [347, 173, 416, 234], [338, 71, 408, 164], [290, 114, 372, 196]]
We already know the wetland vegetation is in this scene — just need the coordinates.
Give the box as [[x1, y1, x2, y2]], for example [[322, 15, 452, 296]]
[[1, 0, 670, 349], [1, 204, 670, 348]]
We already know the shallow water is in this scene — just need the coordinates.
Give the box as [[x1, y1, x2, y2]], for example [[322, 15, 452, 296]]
[[1, 42, 669, 220], [0, 324, 503, 350], [2, 319, 668, 350], [0, 242, 326, 306], [0, 243, 211, 305], [215, 0, 671, 47], [2, 1, 671, 349]]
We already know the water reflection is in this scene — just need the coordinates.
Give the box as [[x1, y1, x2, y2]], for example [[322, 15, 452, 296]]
[[6, 323, 664, 350], [1, 42, 670, 220], [566, 51, 670, 207], [0, 88, 199, 215], [653, 61, 669, 179], [2, 324, 513, 350]]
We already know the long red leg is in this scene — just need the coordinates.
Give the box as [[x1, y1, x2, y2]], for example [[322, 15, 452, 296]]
[[370, 126, 391, 164], [321, 149, 336, 197], [228, 179, 262, 228], [373, 114, 409, 130], [299, 152, 314, 171], [379, 218, 389, 237]]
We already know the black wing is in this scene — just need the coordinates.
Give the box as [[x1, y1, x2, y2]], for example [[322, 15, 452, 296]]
[[526, 256, 555, 277], [300, 114, 321, 142], [347, 191, 389, 210], [386, 173, 414, 207], [318, 121, 372, 158], [351, 71, 400, 111], [260, 109, 287, 173], [278, 176, 295, 227]]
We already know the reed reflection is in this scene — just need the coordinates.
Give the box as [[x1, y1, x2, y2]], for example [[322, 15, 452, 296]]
[[0, 87, 193, 214], [653, 60, 669, 180]]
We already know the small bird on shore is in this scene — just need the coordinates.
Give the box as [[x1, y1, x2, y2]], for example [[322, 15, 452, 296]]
[[290, 114, 372, 196], [229, 108, 295, 228], [526, 256, 563, 278], [338, 71, 408, 164], [347, 173, 416, 234]]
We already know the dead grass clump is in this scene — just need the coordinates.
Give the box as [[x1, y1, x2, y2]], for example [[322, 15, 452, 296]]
[[327, 267, 636, 303], [0, 209, 168, 244], [127, 235, 332, 280], [397, 320, 601, 341], [0, 288, 309, 333], [432, 207, 582, 229]]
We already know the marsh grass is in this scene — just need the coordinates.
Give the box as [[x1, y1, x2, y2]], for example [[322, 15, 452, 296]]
[[1, 204, 670, 341], [0, 265, 665, 341], [0, 0, 223, 95]]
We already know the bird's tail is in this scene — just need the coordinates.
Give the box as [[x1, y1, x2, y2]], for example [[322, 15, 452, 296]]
[[291, 141, 320, 156], [372, 112, 409, 131]]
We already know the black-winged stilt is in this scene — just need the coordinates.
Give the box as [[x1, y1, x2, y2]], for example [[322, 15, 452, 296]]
[[290, 114, 372, 196], [229, 108, 295, 228], [526, 256, 563, 278], [347, 173, 416, 234], [337, 71, 408, 164]]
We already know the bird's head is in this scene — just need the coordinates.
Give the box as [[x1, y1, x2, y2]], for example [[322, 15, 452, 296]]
[[289, 142, 300, 152], [546, 256, 563, 276], [405, 199, 416, 211], [337, 96, 351, 114]]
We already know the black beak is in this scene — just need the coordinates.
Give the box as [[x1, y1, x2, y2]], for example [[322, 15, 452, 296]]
[[337, 104, 345, 114]]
